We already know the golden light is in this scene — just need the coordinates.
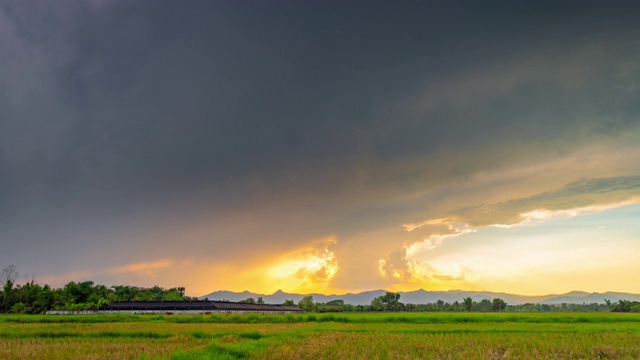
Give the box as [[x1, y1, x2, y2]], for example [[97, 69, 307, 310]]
[[377, 259, 387, 277], [266, 237, 339, 293]]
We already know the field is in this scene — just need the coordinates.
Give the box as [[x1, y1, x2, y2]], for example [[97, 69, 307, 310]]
[[1, 313, 640, 359]]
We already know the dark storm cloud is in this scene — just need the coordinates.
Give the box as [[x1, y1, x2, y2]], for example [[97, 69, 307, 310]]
[[2, 1, 640, 279], [447, 176, 640, 227]]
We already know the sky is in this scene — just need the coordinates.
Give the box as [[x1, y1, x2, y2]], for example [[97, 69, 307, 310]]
[[2, 1, 640, 297]]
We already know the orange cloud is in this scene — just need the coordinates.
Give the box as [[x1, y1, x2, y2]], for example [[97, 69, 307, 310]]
[[268, 237, 339, 292], [37, 270, 94, 287], [107, 259, 175, 277]]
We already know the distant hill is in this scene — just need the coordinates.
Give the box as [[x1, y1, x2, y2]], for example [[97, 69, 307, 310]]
[[199, 289, 640, 306]]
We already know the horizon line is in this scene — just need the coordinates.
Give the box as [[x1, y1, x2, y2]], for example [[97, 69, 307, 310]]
[[197, 288, 638, 298]]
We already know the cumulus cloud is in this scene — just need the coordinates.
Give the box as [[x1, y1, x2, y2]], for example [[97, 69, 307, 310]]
[[268, 237, 339, 290], [375, 176, 640, 289], [378, 249, 472, 287], [378, 220, 475, 284]]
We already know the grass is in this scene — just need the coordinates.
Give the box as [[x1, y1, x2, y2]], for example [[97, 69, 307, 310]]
[[1, 312, 640, 359], [6, 312, 640, 324]]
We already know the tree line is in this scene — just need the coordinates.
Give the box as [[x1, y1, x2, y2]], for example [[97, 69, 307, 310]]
[[0, 265, 191, 314], [295, 291, 617, 313]]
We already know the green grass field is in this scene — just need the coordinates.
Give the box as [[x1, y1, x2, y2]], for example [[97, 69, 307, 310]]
[[1, 313, 640, 359]]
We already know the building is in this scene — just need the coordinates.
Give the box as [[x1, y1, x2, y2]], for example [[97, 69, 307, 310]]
[[47, 300, 303, 315]]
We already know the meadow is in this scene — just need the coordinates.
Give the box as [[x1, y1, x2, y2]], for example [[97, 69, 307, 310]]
[[1, 312, 640, 359]]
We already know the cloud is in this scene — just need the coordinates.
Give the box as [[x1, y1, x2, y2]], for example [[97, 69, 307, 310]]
[[377, 249, 409, 281], [107, 259, 175, 277], [37, 270, 94, 287], [378, 228, 474, 284], [378, 250, 472, 289], [450, 176, 640, 227], [269, 238, 339, 289], [3, 1, 639, 220], [409, 261, 469, 282], [2, 1, 640, 294], [375, 176, 640, 290]]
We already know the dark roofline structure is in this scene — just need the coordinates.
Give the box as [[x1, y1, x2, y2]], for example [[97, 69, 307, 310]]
[[96, 300, 303, 314]]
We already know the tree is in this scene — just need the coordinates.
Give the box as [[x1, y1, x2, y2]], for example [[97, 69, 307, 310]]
[[283, 299, 295, 306], [492, 298, 507, 312], [371, 292, 402, 312], [1, 265, 19, 288], [298, 296, 315, 312], [11, 302, 28, 314], [477, 299, 492, 312], [1, 265, 19, 312], [241, 297, 256, 304], [257, 297, 265, 304], [463, 297, 473, 312], [370, 296, 383, 311], [612, 300, 640, 312], [453, 301, 461, 312], [96, 298, 111, 310], [162, 289, 183, 301]]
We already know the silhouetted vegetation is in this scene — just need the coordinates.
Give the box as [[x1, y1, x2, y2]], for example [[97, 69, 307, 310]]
[[306, 292, 613, 313], [611, 300, 640, 312], [0, 265, 192, 314]]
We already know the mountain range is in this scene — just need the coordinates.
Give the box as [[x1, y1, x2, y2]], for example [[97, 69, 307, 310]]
[[199, 289, 640, 306]]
